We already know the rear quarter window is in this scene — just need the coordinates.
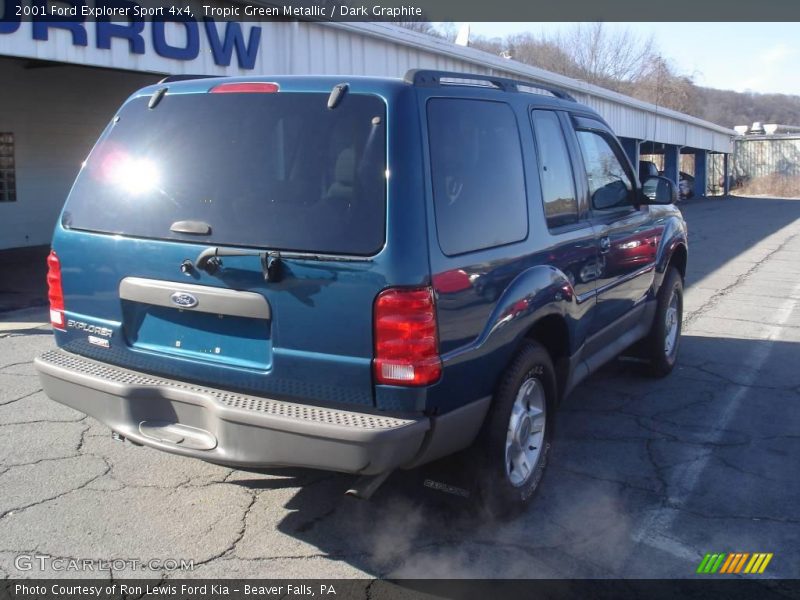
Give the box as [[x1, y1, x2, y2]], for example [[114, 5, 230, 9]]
[[531, 110, 579, 229], [427, 98, 528, 256]]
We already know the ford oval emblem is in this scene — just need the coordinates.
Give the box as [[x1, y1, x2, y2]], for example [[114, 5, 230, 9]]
[[170, 292, 198, 308]]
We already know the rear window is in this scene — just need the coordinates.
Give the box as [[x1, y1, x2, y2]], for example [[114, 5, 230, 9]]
[[63, 91, 387, 255]]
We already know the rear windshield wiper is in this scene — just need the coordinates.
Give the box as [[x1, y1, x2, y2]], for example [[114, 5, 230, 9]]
[[194, 246, 369, 281]]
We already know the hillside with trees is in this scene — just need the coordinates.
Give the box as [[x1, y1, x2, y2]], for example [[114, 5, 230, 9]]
[[400, 23, 800, 128]]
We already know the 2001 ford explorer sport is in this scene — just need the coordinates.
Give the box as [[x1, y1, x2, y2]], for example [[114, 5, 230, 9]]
[[35, 70, 687, 512]]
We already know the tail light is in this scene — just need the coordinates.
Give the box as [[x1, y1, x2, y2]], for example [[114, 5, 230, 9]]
[[373, 287, 441, 386], [46, 250, 65, 331]]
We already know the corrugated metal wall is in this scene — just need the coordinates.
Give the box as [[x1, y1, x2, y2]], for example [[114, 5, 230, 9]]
[[733, 136, 800, 178], [0, 57, 160, 249], [0, 18, 734, 153]]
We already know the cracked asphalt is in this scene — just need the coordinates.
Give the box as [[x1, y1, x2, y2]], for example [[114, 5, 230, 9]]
[[0, 195, 798, 581]]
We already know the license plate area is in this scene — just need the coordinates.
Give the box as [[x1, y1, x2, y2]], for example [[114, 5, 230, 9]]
[[123, 303, 272, 370]]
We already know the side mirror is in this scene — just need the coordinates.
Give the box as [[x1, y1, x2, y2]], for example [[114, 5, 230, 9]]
[[641, 176, 678, 205], [592, 179, 632, 210]]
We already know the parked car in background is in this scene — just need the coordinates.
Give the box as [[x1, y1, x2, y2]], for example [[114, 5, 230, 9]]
[[657, 169, 695, 200], [678, 171, 694, 199], [35, 70, 687, 513]]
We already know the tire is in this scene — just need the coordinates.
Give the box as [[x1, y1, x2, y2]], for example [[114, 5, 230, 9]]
[[644, 266, 683, 377], [474, 341, 556, 517]]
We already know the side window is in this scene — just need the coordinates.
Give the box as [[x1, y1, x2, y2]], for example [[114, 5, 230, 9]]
[[427, 99, 528, 256], [531, 111, 578, 229], [576, 130, 635, 211]]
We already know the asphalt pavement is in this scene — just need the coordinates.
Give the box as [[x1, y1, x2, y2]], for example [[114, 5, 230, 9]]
[[0, 196, 798, 580]]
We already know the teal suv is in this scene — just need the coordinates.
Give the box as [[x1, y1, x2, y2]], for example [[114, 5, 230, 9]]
[[35, 70, 687, 512]]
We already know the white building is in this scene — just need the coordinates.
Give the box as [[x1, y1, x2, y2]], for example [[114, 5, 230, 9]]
[[0, 14, 735, 249]]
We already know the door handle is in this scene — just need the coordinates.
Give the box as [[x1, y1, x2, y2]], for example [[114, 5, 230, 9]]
[[599, 236, 611, 253]]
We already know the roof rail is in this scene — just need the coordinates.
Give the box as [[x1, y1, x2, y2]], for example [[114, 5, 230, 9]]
[[404, 69, 576, 102], [158, 74, 217, 84]]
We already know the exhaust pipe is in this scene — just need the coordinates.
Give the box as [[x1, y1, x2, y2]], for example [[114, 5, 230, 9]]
[[345, 471, 392, 500], [111, 431, 142, 446]]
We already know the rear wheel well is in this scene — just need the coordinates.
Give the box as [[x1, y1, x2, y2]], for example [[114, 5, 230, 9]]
[[668, 244, 687, 280], [525, 314, 570, 400]]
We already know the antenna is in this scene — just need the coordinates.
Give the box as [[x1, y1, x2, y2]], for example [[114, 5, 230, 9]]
[[455, 23, 470, 47]]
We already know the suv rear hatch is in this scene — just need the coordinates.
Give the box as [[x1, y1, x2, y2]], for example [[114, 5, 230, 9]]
[[53, 82, 387, 408]]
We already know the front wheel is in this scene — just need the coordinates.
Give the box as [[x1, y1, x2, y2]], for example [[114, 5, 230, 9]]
[[644, 266, 683, 377], [474, 341, 556, 517]]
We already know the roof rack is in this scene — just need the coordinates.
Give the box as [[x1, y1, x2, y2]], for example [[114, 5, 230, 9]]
[[404, 69, 576, 102], [158, 74, 218, 84]]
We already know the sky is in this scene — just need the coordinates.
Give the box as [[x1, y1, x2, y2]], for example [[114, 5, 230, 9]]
[[463, 22, 800, 96]]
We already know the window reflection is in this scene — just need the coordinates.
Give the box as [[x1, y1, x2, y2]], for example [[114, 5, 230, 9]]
[[577, 131, 633, 210]]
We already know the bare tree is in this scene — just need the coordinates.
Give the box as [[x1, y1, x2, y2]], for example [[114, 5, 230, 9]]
[[398, 21, 800, 127], [633, 55, 698, 114], [395, 21, 443, 37], [503, 33, 578, 77], [554, 23, 656, 87], [395, 22, 457, 42], [473, 24, 656, 90]]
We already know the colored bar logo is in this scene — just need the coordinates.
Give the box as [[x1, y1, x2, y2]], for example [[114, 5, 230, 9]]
[[697, 552, 773, 574]]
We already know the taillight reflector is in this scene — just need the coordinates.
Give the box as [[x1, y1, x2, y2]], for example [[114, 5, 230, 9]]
[[373, 287, 441, 386], [46, 250, 65, 331], [209, 82, 279, 94]]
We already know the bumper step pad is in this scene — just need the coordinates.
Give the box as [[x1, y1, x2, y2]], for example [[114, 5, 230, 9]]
[[35, 349, 428, 473]]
